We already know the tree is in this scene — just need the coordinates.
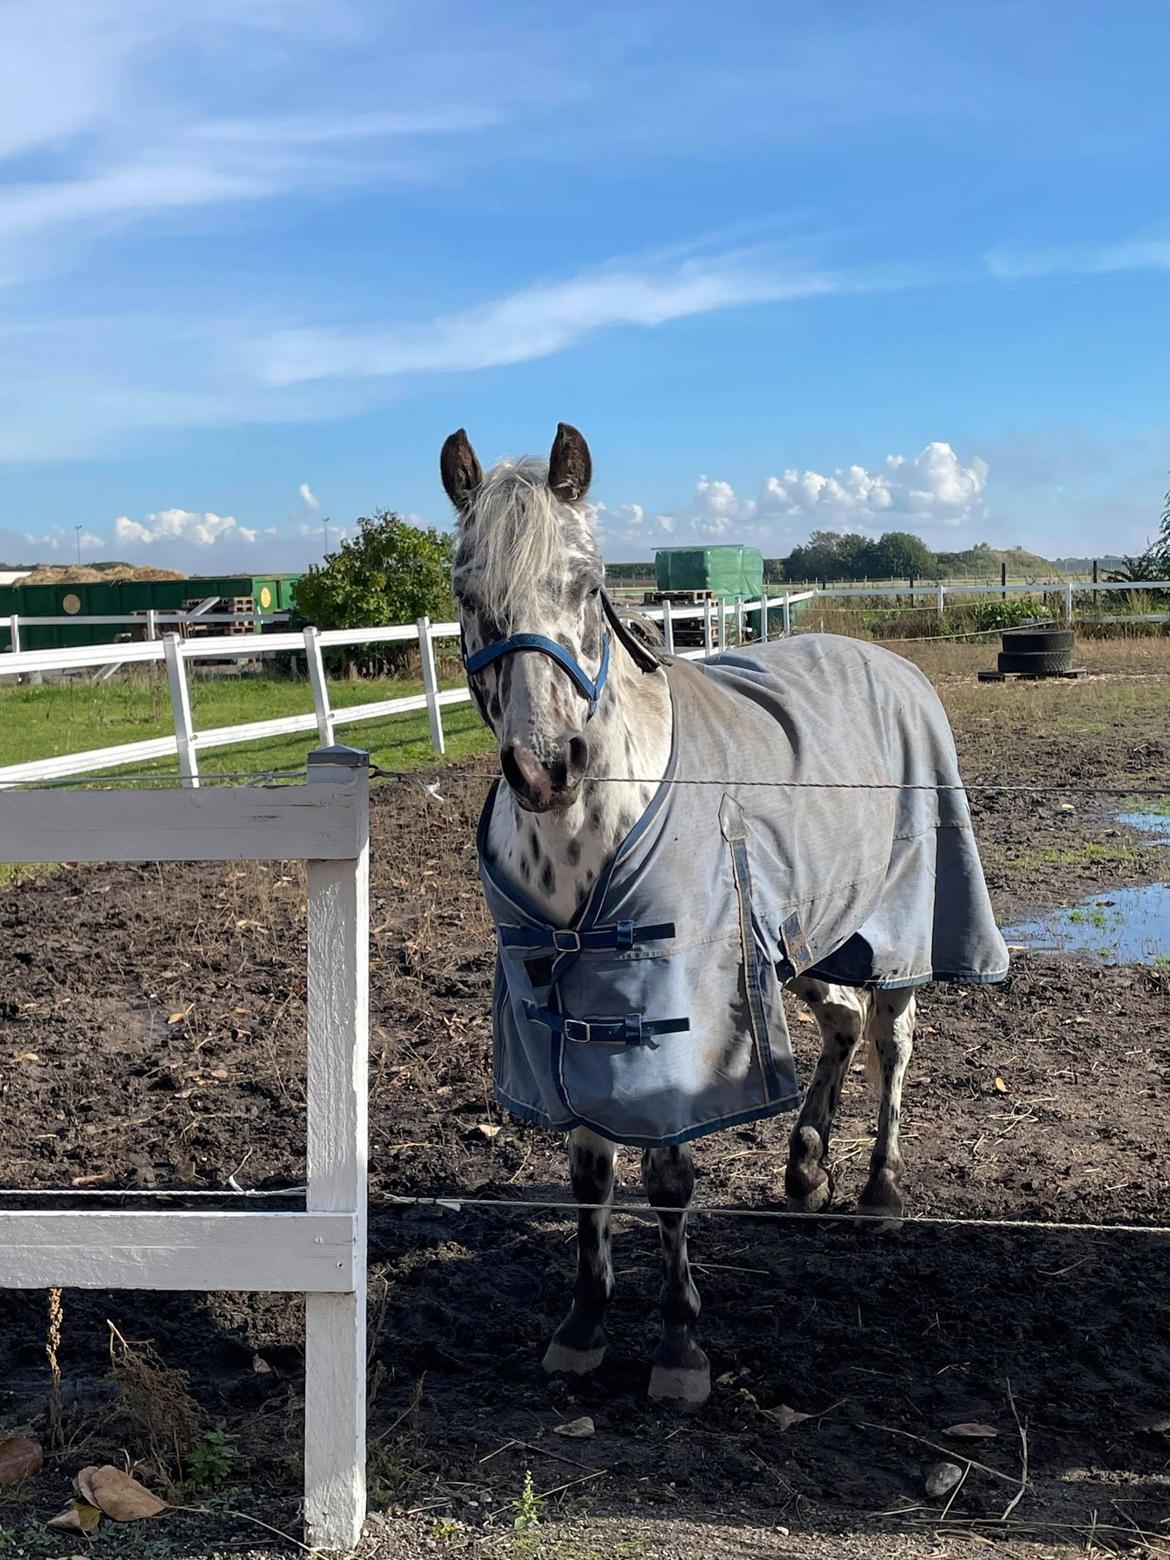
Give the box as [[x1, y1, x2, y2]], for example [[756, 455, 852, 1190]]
[[292, 511, 456, 672], [866, 531, 937, 580], [293, 510, 455, 629]]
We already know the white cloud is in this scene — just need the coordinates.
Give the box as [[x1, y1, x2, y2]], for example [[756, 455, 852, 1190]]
[[298, 482, 320, 510], [986, 235, 1170, 281], [114, 508, 258, 546], [20, 526, 106, 552], [257, 249, 838, 386], [598, 443, 989, 551]]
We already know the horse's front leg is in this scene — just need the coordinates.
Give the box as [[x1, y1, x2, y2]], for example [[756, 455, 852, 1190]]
[[859, 988, 915, 1220], [642, 1144, 710, 1405], [543, 1126, 616, 1376]]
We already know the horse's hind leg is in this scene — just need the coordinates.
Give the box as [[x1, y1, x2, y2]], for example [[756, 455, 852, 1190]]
[[785, 978, 869, 1212], [543, 1127, 616, 1376], [858, 987, 915, 1220], [643, 1145, 710, 1405]]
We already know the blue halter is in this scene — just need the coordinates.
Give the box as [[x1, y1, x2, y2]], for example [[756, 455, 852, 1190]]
[[464, 631, 611, 720]]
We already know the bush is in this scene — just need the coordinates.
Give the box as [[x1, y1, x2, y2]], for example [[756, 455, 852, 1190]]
[[292, 511, 455, 673]]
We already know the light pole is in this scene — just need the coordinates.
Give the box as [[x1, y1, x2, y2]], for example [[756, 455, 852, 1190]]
[[75, 525, 82, 566], [323, 516, 331, 557]]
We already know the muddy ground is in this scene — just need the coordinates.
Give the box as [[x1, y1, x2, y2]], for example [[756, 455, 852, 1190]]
[[2, 667, 1170, 1559]]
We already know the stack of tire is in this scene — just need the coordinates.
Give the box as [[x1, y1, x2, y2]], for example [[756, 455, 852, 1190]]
[[997, 622, 1075, 676]]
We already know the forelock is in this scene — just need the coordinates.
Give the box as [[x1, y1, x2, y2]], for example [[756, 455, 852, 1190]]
[[454, 456, 599, 620]]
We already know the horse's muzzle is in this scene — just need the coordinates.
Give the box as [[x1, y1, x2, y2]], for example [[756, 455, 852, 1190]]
[[501, 737, 588, 812]]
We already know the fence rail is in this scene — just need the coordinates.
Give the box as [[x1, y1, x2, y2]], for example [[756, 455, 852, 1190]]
[[0, 751, 370, 1550], [2, 582, 1168, 790]]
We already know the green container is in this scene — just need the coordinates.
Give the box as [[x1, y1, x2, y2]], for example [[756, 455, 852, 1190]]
[[655, 546, 764, 602]]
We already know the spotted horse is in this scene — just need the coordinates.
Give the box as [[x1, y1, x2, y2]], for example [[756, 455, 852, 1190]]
[[442, 423, 1009, 1406]]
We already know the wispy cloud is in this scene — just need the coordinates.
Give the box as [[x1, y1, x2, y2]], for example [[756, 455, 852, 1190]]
[[257, 248, 839, 386], [298, 482, 320, 511], [986, 234, 1170, 280]]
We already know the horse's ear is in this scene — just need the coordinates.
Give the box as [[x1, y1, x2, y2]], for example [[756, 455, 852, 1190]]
[[548, 422, 592, 504], [440, 428, 483, 516]]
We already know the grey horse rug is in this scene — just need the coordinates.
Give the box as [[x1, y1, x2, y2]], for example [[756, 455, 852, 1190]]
[[478, 634, 1009, 1148]]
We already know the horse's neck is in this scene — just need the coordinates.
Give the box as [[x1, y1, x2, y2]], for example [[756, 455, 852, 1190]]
[[487, 653, 672, 924]]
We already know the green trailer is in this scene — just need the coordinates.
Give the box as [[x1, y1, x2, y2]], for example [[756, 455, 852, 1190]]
[[0, 574, 302, 650]]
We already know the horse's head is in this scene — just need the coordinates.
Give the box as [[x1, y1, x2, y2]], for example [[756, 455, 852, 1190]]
[[442, 423, 606, 814]]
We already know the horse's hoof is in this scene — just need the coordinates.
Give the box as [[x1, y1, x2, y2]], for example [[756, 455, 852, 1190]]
[[648, 1359, 711, 1406], [786, 1175, 832, 1215], [648, 1337, 711, 1405], [542, 1339, 606, 1376], [858, 1169, 906, 1230], [785, 1129, 834, 1213]]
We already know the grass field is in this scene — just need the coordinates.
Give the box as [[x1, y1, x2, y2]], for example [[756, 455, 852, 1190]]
[[0, 668, 495, 780]]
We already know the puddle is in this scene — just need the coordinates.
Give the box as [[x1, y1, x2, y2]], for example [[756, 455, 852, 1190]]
[[1117, 809, 1170, 844], [1004, 887, 1170, 965], [1006, 806, 1170, 962]]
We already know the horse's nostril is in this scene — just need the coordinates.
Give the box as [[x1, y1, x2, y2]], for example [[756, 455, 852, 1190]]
[[568, 736, 589, 775]]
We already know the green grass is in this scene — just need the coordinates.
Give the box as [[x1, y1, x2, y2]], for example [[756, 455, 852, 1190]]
[[0, 670, 494, 782], [0, 671, 495, 885]]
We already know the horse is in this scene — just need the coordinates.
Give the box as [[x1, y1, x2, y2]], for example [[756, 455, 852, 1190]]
[[441, 422, 1008, 1406]]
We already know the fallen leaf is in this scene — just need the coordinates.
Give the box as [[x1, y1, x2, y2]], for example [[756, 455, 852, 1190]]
[[47, 1501, 101, 1534], [944, 1421, 999, 1439], [994, 1076, 1009, 1094], [763, 1404, 813, 1431], [0, 1434, 43, 1484], [14, 1051, 40, 1063], [553, 1416, 595, 1438], [472, 1123, 502, 1141], [167, 1005, 194, 1025], [209, 1067, 229, 1080], [86, 1465, 168, 1521], [70, 1171, 113, 1188], [925, 1461, 965, 1499]]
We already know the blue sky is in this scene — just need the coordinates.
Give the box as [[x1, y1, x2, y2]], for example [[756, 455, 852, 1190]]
[[1, 0, 1168, 571]]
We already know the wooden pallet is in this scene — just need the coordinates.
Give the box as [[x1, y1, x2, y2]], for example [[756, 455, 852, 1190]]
[[978, 667, 1086, 682]]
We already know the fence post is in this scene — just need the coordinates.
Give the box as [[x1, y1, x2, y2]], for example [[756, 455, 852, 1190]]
[[1063, 582, 1074, 623], [145, 609, 158, 642], [735, 596, 744, 646], [759, 595, 769, 643], [303, 626, 336, 747], [936, 582, 946, 617], [717, 597, 726, 652], [661, 602, 674, 655], [304, 747, 369, 1551], [8, 615, 19, 655], [1001, 561, 1007, 601], [417, 616, 445, 754], [703, 598, 714, 657], [162, 633, 199, 789], [782, 595, 791, 637], [1092, 558, 1099, 610]]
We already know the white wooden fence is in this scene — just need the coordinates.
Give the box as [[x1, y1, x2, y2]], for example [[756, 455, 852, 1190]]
[[0, 748, 370, 1551], [2, 580, 1167, 791]]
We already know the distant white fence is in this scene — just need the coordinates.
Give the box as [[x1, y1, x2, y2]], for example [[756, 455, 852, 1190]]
[[1, 581, 1167, 790], [0, 749, 370, 1550]]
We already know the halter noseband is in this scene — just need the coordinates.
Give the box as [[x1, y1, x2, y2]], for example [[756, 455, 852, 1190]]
[[464, 630, 611, 720]]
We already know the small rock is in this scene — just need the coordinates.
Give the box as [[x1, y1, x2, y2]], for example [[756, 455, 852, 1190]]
[[926, 1460, 965, 1499], [469, 1123, 502, 1141], [553, 1415, 595, 1438]]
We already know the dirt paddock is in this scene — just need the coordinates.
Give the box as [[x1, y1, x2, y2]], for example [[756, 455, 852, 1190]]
[[2, 646, 1169, 1558]]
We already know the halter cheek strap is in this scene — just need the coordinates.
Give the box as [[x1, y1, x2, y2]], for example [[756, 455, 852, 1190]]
[[464, 630, 611, 720]]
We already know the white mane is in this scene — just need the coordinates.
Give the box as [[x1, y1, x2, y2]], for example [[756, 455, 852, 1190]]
[[457, 456, 595, 622]]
